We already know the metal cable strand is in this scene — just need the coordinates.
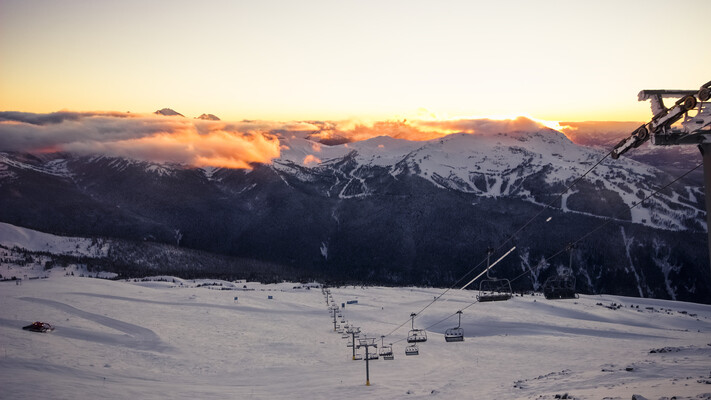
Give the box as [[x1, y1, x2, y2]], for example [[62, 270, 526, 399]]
[[383, 149, 614, 340]]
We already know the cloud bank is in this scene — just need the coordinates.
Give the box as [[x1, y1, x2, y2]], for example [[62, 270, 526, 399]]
[[558, 121, 644, 147], [2, 110, 622, 168], [0, 111, 282, 169]]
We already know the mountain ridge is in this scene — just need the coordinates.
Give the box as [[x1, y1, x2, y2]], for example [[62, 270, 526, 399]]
[[0, 128, 708, 303]]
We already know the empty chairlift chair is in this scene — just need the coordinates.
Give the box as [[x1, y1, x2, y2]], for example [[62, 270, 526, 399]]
[[543, 273, 577, 299], [407, 313, 427, 343], [444, 310, 464, 342], [379, 336, 394, 360], [346, 325, 361, 340], [543, 244, 578, 300], [477, 249, 513, 302], [405, 344, 419, 356]]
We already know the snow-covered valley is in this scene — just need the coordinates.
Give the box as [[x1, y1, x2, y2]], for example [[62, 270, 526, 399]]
[[1, 267, 710, 400]]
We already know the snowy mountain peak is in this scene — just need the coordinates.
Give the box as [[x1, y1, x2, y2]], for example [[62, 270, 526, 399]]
[[196, 113, 220, 121], [154, 108, 184, 117], [272, 130, 704, 231]]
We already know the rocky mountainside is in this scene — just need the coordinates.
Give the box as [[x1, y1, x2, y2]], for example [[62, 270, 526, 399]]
[[0, 129, 708, 302]]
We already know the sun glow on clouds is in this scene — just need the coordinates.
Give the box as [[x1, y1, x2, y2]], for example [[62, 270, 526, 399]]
[[0, 112, 281, 169], [0, 110, 579, 169], [305, 114, 565, 144], [303, 154, 321, 165]]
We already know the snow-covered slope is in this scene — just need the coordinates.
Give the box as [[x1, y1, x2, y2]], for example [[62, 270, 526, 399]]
[[273, 130, 704, 231], [0, 129, 704, 231], [1, 274, 710, 399], [0, 222, 108, 257]]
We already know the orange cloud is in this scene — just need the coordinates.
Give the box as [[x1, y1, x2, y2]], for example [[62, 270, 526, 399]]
[[303, 154, 321, 165], [302, 116, 556, 144], [558, 121, 644, 146], [0, 111, 281, 169], [2, 110, 614, 169], [414, 116, 549, 135]]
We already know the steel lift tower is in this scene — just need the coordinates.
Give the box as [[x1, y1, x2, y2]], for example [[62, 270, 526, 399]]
[[612, 80, 711, 275]]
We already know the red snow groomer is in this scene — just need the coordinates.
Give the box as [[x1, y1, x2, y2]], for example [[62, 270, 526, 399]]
[[22, 321, 55, 333]]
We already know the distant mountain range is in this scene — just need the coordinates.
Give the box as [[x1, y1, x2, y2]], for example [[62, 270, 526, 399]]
[[1, 128, 709, 303], [153, 108, 220, 120]]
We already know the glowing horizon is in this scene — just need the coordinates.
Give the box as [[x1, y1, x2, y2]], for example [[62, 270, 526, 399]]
[[1, 1, 709, 124], [0, 109, 636, 169]]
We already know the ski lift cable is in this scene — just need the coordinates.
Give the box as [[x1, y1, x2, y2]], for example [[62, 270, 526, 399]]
[[390, 300, 482, 345], [378, 150, 697, 346], [460, 246, 517, 290], [489, 150, 613, 256], [382, 150, 615, 340], [383, 245, 514, 338], [425, 301, 480, 334], [510, 161, 704, 286], [385, 149, 614, 337]]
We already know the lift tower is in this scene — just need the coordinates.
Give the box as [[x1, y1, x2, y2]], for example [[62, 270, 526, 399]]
[[612, 80, 711, 276]]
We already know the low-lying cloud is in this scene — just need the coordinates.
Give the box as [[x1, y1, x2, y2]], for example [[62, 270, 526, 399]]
[[304, 116, 554, 144], [558, 121, 644, 147], [1, 110, 620, 168], [0, 111, 282, 169]]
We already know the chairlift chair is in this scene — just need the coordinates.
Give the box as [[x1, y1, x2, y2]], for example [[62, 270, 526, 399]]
[[407, 313, 427, 343], [405, 344, 419, 356], [366, 352, 379, 360], [353, 353, 363, 360], [543, 271, 577, 300], [346, 326, 361, 339], [477, 249, 513, 302], [379, 336, 394, 360], [444, 310, 464, 342], [543, 245, 578, 299]]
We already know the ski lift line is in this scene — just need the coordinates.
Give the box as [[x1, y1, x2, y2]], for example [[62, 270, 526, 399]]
[[489, 150, 614, 258], [387, 161, 702, 345], [383, 247, 504, 338], [508, 161, 704, 287], [389, 301, 482, 346], [397, 256, 491, 328], [382, 148, 616, 342], [548, 161, 702, 266], [460, 246, 516, 290]]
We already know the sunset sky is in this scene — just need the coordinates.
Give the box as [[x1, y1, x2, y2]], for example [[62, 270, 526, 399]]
[[2, 0, 709, 123]]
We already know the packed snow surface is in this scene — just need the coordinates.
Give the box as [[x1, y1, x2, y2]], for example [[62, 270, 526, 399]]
[[1, 271, 710, 399]]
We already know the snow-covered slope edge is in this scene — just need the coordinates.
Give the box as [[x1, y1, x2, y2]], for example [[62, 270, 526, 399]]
[[0, 222, 109, 257]]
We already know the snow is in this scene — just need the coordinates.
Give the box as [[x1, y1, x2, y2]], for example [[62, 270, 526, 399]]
[[1, 128, 703, 232], [1, 268, 710, 399], [0, 152, 71, 177], [0, 222, 109, 258], [273, 130, 704, 231], [320, 242, 329, 259]]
